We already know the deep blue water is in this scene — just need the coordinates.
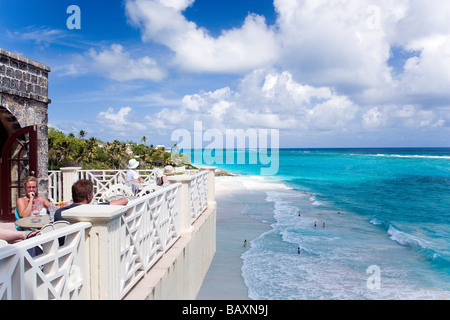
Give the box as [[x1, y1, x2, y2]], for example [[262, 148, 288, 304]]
[[192, 148, 450, 299]]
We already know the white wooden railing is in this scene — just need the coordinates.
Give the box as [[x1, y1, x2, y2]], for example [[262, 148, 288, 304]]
[[48, 167, 197, 204], [2, 166, 216, 300], [116, 183, 182, 298], [0, 222, 91, 300]]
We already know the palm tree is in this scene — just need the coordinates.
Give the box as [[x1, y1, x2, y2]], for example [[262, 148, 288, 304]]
[[85, 137, 98, 163], [107, 140, 128, 169], [141, 136, 147, 145], [79, 130, 87, 139]]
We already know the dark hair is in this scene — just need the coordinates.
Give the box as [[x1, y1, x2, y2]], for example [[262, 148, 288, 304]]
[[72, 179, 93, 203]]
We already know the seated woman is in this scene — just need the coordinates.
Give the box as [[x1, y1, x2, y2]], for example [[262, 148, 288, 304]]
[[16, 176, 51, 218], [157, 165, 175, 187]]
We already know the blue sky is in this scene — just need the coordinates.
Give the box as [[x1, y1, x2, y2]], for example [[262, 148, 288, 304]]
[[1, 0, 449, 148]]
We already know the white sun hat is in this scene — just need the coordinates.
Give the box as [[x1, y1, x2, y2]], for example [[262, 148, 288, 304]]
[[128, 159, 139, 169], [163, 165, 175, 175]]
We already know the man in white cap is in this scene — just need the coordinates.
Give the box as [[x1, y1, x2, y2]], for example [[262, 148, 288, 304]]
[[126, 159, 144, 184]]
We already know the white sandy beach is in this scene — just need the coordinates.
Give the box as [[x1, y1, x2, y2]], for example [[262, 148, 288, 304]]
[[196, 176, 272, 300]]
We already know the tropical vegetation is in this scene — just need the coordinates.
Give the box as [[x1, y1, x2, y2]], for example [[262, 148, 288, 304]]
[[48, 127, 180, 170]]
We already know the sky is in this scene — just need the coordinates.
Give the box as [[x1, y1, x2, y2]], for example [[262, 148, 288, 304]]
[[1, 0, 449, 148]]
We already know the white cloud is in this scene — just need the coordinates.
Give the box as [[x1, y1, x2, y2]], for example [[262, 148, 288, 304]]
[[125, 0, 278, 73], [362, 107, 383, 129], [92, 0, 450, 145], [148, 69, 359, 133], [274, 0, 401, 93], [99, 106, 132, 126], [8, 27, 67, 46], [399, 34, 450, 95], [97, 107, 148, 136], [139, 68, 448, 145], [123, 0, 450, 102], [361, 104, 448, 131], [88, 44, 166, 82]]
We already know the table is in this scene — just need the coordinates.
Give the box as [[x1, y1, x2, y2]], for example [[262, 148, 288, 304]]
[[15, 215, 50, 230]]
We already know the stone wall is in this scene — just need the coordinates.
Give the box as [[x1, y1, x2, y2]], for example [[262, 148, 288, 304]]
[[0, 49, 50, 104], [0, 48, 51, 197]]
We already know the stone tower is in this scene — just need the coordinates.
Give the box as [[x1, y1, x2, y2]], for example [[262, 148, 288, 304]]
[[0, 48, 51, 221]]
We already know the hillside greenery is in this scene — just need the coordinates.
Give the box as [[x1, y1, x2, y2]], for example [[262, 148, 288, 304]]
[[48, 128, 178, 170]]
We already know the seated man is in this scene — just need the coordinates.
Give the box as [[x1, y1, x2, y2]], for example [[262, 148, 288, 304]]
[[55, 179, 128, 222], [125, 159, 145, 194], [126, 159, 144, 184]]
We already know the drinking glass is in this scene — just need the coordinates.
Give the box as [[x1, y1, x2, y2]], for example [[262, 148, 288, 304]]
[[48, 204, 57, 222], [31, 202, 40, 223]]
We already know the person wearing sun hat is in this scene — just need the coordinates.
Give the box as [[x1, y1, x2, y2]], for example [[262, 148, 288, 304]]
[[157, 165, 175, 187], [126, 159, 144, 184]]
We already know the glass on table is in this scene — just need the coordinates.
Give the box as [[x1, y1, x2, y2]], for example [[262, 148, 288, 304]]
[[31, 201, 41, 223], [48, 203, 57, 222]]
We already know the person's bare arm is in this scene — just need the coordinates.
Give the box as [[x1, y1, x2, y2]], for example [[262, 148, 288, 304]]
[[0, 229, 38, 244], [110, 198, 128, 206], [17, 194, 33, 218]]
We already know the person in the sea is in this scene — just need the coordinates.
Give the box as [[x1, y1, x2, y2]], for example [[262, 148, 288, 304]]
[[16, 176, 51, 218], [298, 247, 301, 255], [54, 179, 128, 222], [243, 239, 247, 248]]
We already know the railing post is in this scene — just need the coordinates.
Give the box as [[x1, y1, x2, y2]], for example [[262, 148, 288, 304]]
[[199, 166, 216, 207], [61, 204, 126, 300], [168, 175, 194, 235], [60, 167, 81, 202]]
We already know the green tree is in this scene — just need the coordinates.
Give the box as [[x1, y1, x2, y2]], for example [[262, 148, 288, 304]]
[[79, 130, 87, 139], [47, 128, 178, 170]]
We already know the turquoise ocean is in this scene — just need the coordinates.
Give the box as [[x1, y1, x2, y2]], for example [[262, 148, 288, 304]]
[[192, 148, 450, 299]]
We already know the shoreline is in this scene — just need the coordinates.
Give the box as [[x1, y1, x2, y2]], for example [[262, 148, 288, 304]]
[[196, 176, 271, 300]]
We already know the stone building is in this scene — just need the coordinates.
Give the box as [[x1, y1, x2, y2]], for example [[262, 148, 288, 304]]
[[0, 48, 51, 222]]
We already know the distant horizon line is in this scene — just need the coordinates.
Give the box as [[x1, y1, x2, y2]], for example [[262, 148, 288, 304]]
[[177, 147, 450, 150]]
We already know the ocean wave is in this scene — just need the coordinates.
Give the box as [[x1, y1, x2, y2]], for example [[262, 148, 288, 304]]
[[370, 215, 449, 266], [242, 229, 450, 300], [374, 154, 450, 160], [242, 176, 292, 191], [309, 195, 323, 206]]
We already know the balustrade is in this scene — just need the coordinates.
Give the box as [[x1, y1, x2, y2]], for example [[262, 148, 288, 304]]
[[1, 166, 216, 300], [0, 222, 91, 300]]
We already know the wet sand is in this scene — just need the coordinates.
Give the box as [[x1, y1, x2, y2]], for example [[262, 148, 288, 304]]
[[196, 176, 271, 300]]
